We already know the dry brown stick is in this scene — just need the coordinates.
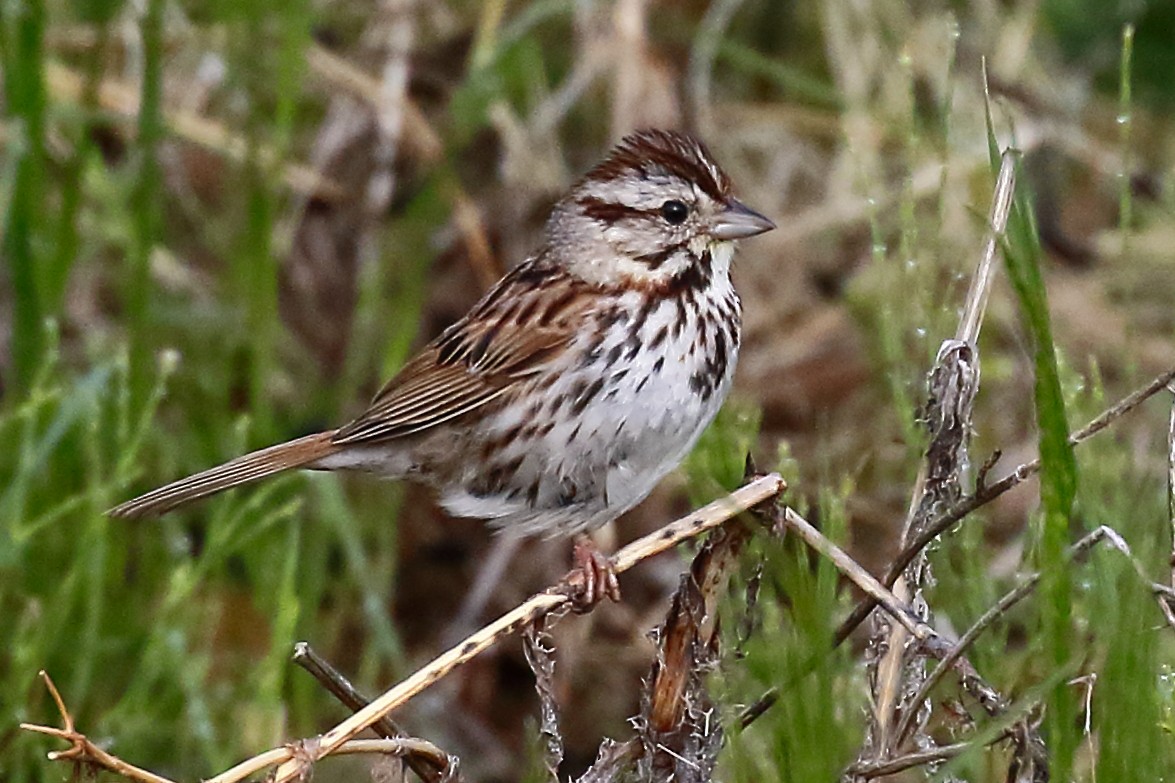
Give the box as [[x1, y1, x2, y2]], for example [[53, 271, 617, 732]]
[[292, 643, 452, 783], [778, 507, 935, 641], [292, 642, 406, 741], [845, 738, 988, 778], [580, 464, 764, 781], [21, 671, 177, 783], [639, 510, 755, 778], [834, 363, 1175, 647], [21, 671, 456, 783], [248, 474, 783, 783]]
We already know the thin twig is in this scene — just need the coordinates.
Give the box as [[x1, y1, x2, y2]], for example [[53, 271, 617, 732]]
[[844, 737, 987, 778], [292, 643, 451, 782], [20, 672, 177, 783], [191, 739, 454, 783], [292, 642, 406, 741], [24, 476, 782, 783], [22, 674, 448, 783], [735, 366, 1175, 735], [777, 507, 935, 642]]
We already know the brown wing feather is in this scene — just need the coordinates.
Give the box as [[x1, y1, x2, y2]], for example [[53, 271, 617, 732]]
[[332, 260, 591, 446]]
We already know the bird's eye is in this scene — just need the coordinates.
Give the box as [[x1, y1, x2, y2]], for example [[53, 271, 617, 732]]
[[660, 200, 689, 225]]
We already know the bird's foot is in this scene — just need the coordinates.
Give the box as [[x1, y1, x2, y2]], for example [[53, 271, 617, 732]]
[[561, 534, 620, 613]]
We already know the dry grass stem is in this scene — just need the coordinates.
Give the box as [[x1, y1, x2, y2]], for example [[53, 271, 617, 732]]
[[892, 526, 1118, 747], [845, 739, 979, 778], [629, 495, 756, 780], [523, 620, 564, 780], [44, 62, 343, 200], [304, 43, 443, 162], [956, 149, 1019, 344]]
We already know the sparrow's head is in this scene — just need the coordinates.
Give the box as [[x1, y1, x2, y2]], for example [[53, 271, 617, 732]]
[[548, 129, 774, 288]]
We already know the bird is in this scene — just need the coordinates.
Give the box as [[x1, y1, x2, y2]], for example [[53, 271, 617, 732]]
[[110, 129, 775, 605]]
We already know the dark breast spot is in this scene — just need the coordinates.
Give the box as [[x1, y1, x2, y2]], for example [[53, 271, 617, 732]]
[[546, 392, 569, 416], [570, 377, 605, 416], [626, 298, 659, 359], [606, 342, 624, 365], [649, 324, 669, 350], [689, 371, 712, 400], [473, 454, 526, 497], [713, 329, 729, 376]]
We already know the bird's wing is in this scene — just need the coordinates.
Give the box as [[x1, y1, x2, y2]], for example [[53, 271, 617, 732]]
[[332, 263, 593, 445]]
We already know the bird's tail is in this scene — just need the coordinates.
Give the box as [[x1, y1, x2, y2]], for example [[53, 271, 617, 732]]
[[108, 431, 340, 519]]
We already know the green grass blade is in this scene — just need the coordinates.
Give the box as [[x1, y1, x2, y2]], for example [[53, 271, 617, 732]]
[[126, 0, 165, 412], [998, 155, 1079, 780], [1, 0, 48, 394]]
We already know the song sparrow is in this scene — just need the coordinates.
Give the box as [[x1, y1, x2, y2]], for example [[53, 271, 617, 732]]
[[111, 130, 774, 597]]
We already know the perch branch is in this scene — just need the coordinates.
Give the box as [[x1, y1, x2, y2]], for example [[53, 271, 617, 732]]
[[261, 473, 784, 783]]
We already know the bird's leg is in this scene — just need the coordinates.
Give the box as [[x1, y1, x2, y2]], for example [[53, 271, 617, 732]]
[[565, 533, 621, 613]]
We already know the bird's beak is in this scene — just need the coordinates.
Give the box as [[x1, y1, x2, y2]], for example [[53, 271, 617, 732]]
[[711, 198, 776, 241]]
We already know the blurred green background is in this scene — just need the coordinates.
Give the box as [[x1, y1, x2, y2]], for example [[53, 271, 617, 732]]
[[3, 0, 1175, 780]]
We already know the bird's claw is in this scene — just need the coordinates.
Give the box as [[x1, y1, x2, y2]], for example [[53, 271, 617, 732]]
[[562, 534, 620, 613]]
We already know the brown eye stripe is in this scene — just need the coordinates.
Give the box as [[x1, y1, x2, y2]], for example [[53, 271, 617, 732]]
[[575, 196, 656, 223]]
